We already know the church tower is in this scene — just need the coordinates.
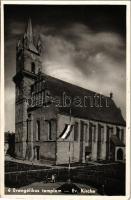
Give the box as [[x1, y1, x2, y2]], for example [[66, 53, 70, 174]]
[[13, 18, 42, 158]]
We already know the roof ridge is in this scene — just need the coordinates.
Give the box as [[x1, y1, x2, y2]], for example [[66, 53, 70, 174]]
[[29, 71, 126, 126], [41, 72, 112, 100]]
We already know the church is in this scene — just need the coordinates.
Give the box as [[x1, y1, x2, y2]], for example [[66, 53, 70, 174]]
[[13, 19, 126, 165]]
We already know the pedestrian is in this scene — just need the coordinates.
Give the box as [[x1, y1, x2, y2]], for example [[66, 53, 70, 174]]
[[51, 174, 56, 183]]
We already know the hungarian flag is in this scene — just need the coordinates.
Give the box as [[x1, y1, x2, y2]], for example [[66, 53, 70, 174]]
[[58, 124, 74, 139]]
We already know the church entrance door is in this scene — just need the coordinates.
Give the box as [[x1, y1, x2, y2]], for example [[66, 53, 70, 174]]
[[117, 148, 123, 160], [36, 147, 40, 160]]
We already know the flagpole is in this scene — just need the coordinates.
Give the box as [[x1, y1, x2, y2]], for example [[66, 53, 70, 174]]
[[68, 140, 71, 180], [68, 108, 71, 181]]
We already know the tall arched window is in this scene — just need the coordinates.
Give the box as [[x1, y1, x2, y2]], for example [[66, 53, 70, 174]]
[[31, 62, 35, 73], [36, 120, 40, 141], [116, 127, 120, 139], [48, 121, 52, 140], [89, 123, 92, 145], [74, 122, 79, 142]]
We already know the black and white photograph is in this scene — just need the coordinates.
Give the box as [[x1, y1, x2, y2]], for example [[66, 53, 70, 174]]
[[1, 1, 130, 198]]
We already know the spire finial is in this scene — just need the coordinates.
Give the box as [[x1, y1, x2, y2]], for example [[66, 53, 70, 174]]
[[23, 17, 39, 54], [26, 17, 33, 42]]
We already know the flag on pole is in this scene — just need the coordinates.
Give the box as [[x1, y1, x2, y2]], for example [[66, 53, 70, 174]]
[[58, 124, 73, 139]]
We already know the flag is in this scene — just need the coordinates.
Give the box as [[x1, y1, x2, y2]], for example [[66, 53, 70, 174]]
[[58, 124, 73, 139]]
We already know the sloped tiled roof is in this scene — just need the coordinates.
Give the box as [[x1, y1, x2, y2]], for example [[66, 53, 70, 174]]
[[28, 42, 39, 54], [29, 72, 126, 126], [43, 74, 126, 126]]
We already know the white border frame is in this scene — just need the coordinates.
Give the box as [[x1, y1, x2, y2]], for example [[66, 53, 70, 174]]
[[1, 1, 130, 199]]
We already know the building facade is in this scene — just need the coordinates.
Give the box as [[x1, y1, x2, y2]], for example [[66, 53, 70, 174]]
[[13, 19, 126, 165], [5, 131, 15, 156]]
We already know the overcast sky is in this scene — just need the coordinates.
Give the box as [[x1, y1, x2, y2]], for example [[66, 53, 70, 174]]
[[4, 5, 126, 132]]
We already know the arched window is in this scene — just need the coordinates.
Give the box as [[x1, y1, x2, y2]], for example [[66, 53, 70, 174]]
[[116, 127, 120, 139], [74, 122, 79, 142], [36, 147, 40, 160], [89, 124, 92, 144], [26, 118, 29, 142], [48, 121, 52, 140], [36, 120, 40, 141], [31, 62, 35, 73]]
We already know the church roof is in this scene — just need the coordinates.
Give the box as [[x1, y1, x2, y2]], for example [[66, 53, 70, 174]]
[[29, 73, 126, 126], [28, 42, 39, 54]]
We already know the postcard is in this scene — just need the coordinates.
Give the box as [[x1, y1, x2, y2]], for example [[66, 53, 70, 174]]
[[1, 1, 130, 199]]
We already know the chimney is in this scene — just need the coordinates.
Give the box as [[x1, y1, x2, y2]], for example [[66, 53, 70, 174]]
[[110, 92, 113, 99]]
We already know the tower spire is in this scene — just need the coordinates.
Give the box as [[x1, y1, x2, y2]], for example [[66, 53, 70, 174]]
[[23, 17, 39, 54], [26, 17, 33, 42]]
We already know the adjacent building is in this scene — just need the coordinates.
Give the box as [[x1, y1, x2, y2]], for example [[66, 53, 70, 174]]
[[5, 131, 15, 156], [13, 19, 126, 164]]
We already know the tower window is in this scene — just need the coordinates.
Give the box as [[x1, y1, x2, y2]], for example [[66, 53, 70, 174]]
[[31, 62, 35, 73], [31, 85, 34, 93], [116, 127, 120, 139]]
